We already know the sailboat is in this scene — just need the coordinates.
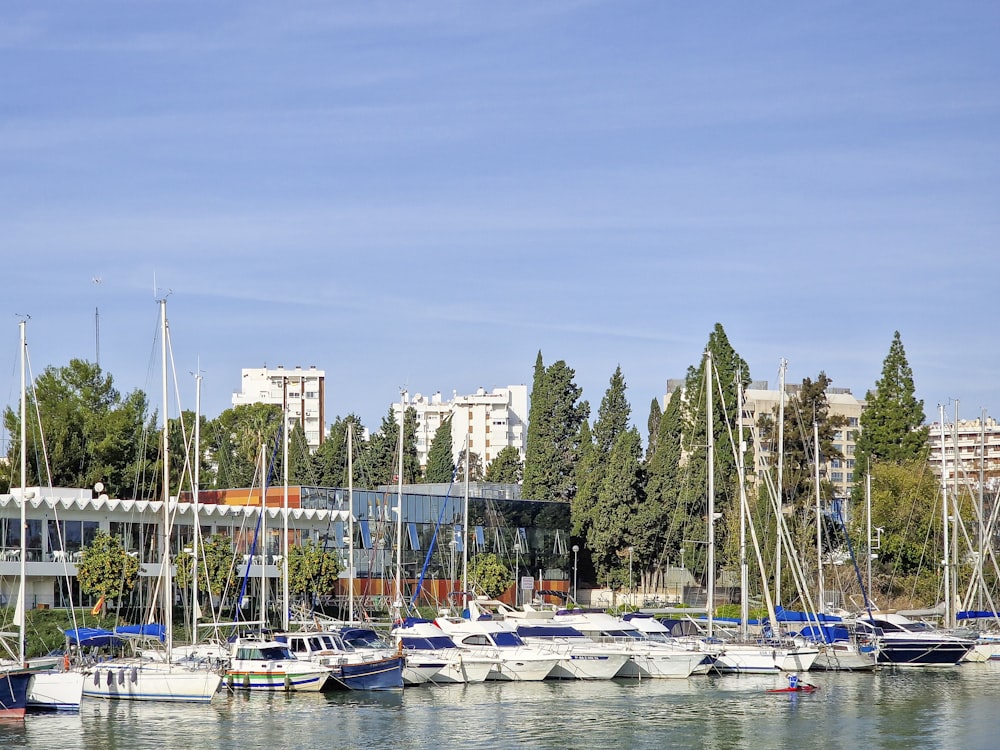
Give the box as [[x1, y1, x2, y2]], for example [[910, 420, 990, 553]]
[[703, 354, 818, 674], [80, 299, 222, 702], [0, 320, 85, 713]]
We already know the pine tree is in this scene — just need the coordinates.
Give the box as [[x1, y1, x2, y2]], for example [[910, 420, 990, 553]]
[[485, 446, 523, 483], [642, 389, 684, 575], [571, 420, 598, 537], [677, 324, 751, 573], [855, 331, 929, 478], [521, 352, 548, 500], [588, 427, 644, 580], [360, 406, 420, 485], [314, 414, 364, 487], [286, 421, 316, 485], [521, 353, 588, 502], [424, 416, 455, 483], [593, 366, 630, 455], [573, 366, 630, 544], [645, 397, 662, 462]]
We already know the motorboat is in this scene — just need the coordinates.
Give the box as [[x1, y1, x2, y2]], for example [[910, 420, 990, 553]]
[[392, 618, 494, 684], [275, 628, 405, 690], [433, 617, 559, 681], [854, 613, 974, 667], [551, 611, 709, 678], [225, 636, 331, 692]]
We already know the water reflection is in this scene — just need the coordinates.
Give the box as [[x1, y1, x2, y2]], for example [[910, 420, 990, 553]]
[[2, 664, 1000, 749]]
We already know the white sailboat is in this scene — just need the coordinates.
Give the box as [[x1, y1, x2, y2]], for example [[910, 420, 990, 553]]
[[706, 354, 817, 674], [1, 321, 86, 712], [81, 299, 221, 702]]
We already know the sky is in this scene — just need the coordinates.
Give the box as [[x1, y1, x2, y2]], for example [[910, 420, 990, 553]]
[[2, 1, 999, 446]]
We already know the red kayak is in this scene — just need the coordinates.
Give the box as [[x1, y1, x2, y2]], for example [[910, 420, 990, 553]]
[[767, 684, 819, 694]]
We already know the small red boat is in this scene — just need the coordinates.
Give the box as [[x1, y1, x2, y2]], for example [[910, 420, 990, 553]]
[[766, 684, 819, 694]]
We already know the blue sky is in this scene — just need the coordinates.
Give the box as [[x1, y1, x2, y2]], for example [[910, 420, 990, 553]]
[[2, 1, 999, 442]]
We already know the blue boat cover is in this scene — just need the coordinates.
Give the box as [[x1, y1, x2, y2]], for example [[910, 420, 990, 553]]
[[114, 624, 166, 641], [63, 627, 123, 648], [958, 611, 1000, 620]]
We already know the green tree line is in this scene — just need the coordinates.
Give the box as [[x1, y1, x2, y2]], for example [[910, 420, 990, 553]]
[[3, 327, 949, 610]]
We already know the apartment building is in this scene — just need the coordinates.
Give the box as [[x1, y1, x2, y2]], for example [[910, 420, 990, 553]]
[[232, 366, 325, 451], [665, 379, 866, 501], [927, 414, 1000, 494], [392, 386, 528, 472]]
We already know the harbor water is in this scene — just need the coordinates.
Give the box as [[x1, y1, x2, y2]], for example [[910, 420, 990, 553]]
[[3, 664, 999, 749]]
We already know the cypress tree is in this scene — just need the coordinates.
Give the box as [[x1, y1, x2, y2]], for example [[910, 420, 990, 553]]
[[855, 331, 929, 478], [485, 445, 523, 483], [521, 352, 549, 500], [424, 416, 455, 483], [522, 353, 588, 502]]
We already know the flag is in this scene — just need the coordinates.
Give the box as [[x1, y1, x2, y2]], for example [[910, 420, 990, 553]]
[[91, 595, 105, 616]]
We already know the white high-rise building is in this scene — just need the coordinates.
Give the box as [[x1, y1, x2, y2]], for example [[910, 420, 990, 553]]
[[232, 365, 326, 451], [392, 386, 528, 472]]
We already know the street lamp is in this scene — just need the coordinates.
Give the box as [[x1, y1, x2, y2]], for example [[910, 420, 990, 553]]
[[572, 545, 580, 603]]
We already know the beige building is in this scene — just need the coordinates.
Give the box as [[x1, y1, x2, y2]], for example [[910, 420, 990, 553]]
[[392, 386, 528, 472], [666, 379, 866, 501], [232, 365, 326, 451], [927, 414, 1000, 494]]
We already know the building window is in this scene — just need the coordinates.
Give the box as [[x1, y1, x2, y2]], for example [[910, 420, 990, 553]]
[[848, 417, 859, 427], [831, 459, 842, 469], [831, 472, 844, 482]]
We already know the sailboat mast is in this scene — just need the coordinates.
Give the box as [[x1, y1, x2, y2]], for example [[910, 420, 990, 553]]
[[775, 359, 786, 606], [192, 372, 202, 641], [281, 402, 290, 632], [159, 299, 173, 657], [348, 423, 355, 624], [979, 408, 986, 613], [814, 420, 824, 612], [950, 402, 960, 629], [462, 437, 469, 597], [865, 469, 873, 609], [18, 320, 27, 666], [706, 352, 715, 637], [939, 404, 951, 628], [737, 371, 749, 642], [394, 392, 405, 617], [259, 442, 267, 628]]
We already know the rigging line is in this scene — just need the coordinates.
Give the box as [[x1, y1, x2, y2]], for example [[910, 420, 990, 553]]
[[411, 434, 468, 606], [833, 506, 873, 619], [234, 422, 282, 618], [23, 348, 87, 634]]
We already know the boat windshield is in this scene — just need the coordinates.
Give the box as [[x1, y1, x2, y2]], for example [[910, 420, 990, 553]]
[[238, 645, 293, 660], [342, 630, 389, 649], [402, 636, 455, 650], [492, 631, 525, 647]]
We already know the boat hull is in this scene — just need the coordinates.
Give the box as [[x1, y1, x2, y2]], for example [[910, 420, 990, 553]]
[[873, 638, 973, 667], [0, 670, 32, 718], [225, 667, 329, 692], [327, 656, 404, 691], [28, 670, 86, 711], [83, 662, 221, 702]]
